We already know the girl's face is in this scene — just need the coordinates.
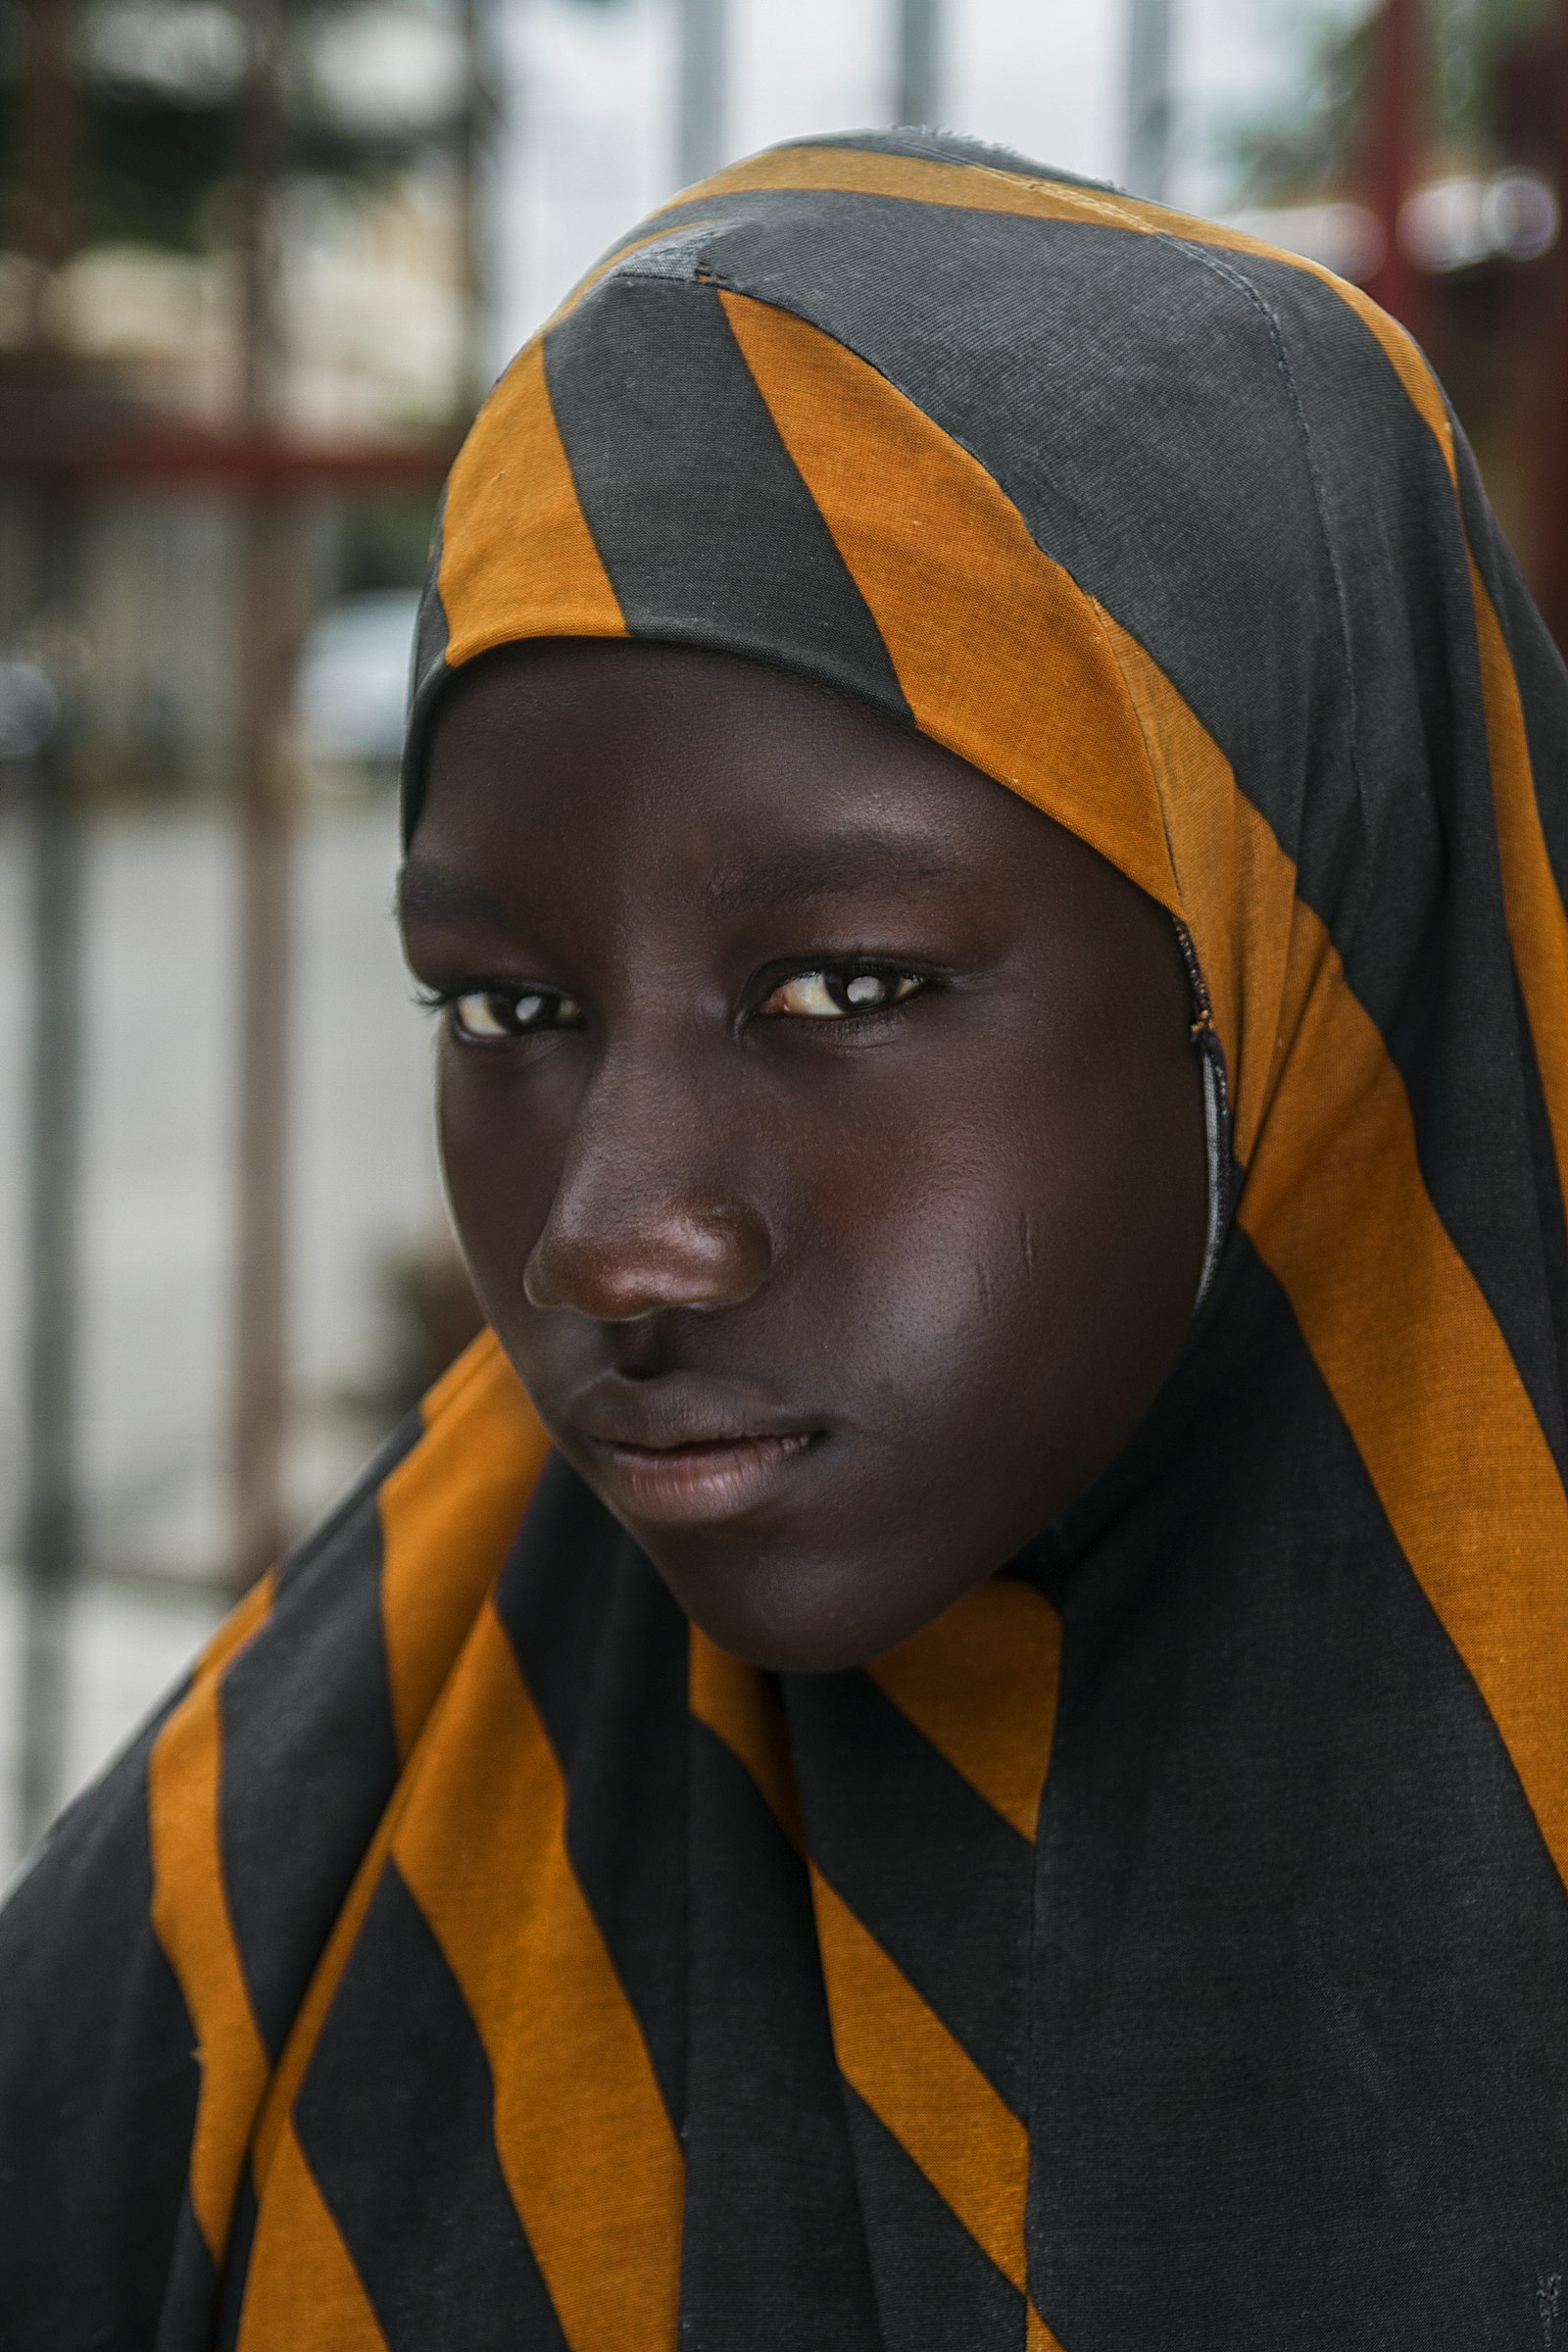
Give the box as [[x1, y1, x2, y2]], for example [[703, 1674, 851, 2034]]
[[402, 640, 1207, 1670]]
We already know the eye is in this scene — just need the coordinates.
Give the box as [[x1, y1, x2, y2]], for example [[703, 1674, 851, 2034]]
[[758, 965, 925, 1020], [449, 988, 583, 1042]]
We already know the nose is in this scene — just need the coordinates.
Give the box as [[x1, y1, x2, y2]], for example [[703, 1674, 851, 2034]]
[[522, 1050, 772, 1321]]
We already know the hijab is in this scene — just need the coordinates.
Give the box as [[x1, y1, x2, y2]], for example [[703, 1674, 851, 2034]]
[[6, 128, 1568, 2351]]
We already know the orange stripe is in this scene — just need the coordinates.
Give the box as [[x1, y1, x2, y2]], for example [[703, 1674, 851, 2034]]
[[720, 289, 1179, 916], [235, 2126, 388, 2352], [867, 1580, 1061, 1841], [392, 1604, 683, 2352], [438, 336, 625, 672], [1469, 561, 1568, 1220], [1097, 611, 1300, 1169], [809, 1865, 1030, 2292], [147, 1575, 276, 2260], [1240, 895, 1568, 1881], [687, 145, 1454, 479], [687, 1627, 804, 1846], [380, 1331, 552, 1760], [1072, 623, 1568, 1886], [725, 279, 1300, 1162], [1029, 2303, 1068, 2352]]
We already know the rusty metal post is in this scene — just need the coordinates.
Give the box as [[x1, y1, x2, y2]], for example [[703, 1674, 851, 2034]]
[[17, 0, 80, 352], [229, 0, 298, 1592], [15, 0, 84, 1851], [1364, 0, 1429, 340], [456, 0, 492, 421]]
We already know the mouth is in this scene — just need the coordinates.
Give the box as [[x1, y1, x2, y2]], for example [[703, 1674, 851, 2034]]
[[593, 1431, 820, 1526], [570, 1378, 825, 1528]]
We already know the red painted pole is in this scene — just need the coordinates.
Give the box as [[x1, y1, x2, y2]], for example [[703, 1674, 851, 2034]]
[[1363, 0, 1429, 343], [1534, 0, 1568, 655]]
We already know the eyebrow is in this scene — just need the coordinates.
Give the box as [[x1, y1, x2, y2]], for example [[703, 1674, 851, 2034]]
[[398, 834, 960, 930], [696, 833, 958, 917], [396, 862, 514, 930]]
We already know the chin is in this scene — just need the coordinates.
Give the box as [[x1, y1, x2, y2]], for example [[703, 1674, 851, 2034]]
[[644, 1526, 972, 1676]]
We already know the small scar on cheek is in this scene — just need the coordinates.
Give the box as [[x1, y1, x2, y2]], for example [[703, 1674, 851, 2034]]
[[1019, 1212, 1035, 1279]]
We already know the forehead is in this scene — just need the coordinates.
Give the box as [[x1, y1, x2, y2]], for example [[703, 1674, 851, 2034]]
[[409, 638, 1057, 901]]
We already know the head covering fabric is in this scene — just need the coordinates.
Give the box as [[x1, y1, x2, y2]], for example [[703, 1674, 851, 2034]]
[[6, 130, 1568, 2351]]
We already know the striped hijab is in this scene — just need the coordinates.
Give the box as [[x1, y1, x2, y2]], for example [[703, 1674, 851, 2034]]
[[7, 129, 1568, 2350]]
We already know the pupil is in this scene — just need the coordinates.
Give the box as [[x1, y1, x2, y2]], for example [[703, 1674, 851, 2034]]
[[845, 972, 883, 1006]]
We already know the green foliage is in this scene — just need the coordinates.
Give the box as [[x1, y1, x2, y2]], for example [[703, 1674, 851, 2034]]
[[0, 0, 471, 254]]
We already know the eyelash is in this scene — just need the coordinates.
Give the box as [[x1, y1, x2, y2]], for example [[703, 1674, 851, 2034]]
[[415, 961, 931, 1044]]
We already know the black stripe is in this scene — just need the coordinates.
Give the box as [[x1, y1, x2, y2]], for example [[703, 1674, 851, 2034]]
[[1455, 429, 1568, 920], [213, 2171, 259, 2352], [783, 1668, 1035, 2114], [152, 2199, 221, 2352], [679, 1720, 881, 2350], [1515, 962, 1568, 1400], [291, 1860, 569, 2352], [0, 1709, 202, 2350], [842, 2083, 1023, 2351], [1031, 1240, 1568, 2347], [543, 272, 909, 720], [219, 1421, 416, 2058], [402, 481, 453, 843], [492, 1455, 690, 2132]]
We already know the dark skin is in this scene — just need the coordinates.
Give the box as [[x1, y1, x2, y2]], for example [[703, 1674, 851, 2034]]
[[401, 639, 1208, 1672]]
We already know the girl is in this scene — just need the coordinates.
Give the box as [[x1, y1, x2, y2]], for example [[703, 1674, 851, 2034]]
[[6, 128, 1568, 2350]]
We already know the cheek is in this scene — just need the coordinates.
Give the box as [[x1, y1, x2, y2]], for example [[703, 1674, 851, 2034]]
[[436, 1058, 563, 1298], [805, 1044, 1201, 1514]]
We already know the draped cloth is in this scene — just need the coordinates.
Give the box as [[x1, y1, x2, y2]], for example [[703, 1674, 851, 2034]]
[[6, 128, 1568, 2349]]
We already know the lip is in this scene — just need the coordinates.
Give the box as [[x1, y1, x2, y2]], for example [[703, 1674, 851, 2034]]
[[594, 1431, 819, 1526], [569, 1374, 824, 1528]]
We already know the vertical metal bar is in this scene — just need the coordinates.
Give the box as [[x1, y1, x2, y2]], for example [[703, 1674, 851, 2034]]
[[16, 0, 84, 1851], [1125, 0, 1173, 201], [230, 509, 296, 1592], [677, 0, 725, 189], [229, 0, 296, 1592], [19, 596, 81, 1851], [1364, 0, 1428, 338], [896, 0, 942, 128]]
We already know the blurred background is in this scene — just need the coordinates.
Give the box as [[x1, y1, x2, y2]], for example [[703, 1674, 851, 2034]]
[[1, 0, 1564, 1874]]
